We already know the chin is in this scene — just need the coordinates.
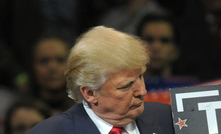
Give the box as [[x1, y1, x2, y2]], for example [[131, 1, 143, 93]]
[[129, 103, 145, 119], [137, 103, 145, 114]]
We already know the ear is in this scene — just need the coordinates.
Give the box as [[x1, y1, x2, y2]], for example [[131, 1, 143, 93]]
[[80, 86, 98, 104]]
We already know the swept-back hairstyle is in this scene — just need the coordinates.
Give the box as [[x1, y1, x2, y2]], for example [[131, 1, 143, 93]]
[[65, 26, 150, 103]]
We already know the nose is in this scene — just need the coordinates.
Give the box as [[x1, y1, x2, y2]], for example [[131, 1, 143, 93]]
[[48, 60, 58, 69], [133, 77, 147, 97], [151, 40, 162, 49]]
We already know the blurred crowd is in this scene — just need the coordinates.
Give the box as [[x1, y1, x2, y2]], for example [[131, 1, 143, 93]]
[[1, 0, 221, 133]]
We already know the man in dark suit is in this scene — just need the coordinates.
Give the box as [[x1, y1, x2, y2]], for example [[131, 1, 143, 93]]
[[27, 26, 174, 134]]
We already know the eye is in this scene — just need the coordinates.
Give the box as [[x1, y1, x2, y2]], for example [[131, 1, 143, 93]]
[[57, 56, 66, 64], [143, 36, 154, 44], [118, 81, 135, 90], [39, 57, 49, 66], [160, 37, 173, 44]]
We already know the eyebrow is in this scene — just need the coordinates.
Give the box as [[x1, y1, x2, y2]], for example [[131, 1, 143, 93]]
[[116, 77, 136, 89]]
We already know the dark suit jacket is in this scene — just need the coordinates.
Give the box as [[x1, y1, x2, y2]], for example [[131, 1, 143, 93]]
[[27, 102, 174, 134]]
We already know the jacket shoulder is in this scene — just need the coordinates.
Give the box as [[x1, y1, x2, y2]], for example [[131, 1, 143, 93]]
[[27, 104, 82, 134]]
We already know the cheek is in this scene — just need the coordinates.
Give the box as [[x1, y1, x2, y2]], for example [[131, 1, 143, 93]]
[[99, 91, 134, 112], [34, 66, 49, 86], [35, 66, 47, 79], [58, 65, 66, 76], [35, 63, 47, 74], [166, 47, 178, 60], [160, 46, 174, 59], [11, 116, 20, 127], [113, 91, 134, 110]]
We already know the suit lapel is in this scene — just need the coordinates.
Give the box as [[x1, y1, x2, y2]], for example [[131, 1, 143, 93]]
[[73, 104, 101, 134], [136, 114, 163, 134]]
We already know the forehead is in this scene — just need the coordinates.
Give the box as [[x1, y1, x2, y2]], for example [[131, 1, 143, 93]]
[[34, 39, 69, 57], [11, 108, 44, 124], [108, 67, 146, 84], [143, 22, 173, 34]]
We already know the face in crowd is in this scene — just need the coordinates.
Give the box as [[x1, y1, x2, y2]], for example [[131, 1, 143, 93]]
[[141, 21, 178, 75], [10, 107, 45, 134], [33, 38, 69, 91], [4, 100, 51, 134]]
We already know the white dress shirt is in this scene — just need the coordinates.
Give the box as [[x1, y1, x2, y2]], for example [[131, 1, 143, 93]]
[[83, 102, 140, 134]]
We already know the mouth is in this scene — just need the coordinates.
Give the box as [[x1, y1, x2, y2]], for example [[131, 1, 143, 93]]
[[130, 102, 143, 110]]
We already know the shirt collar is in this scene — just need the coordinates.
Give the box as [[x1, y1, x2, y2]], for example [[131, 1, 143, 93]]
[[83, 101, 139, 134]]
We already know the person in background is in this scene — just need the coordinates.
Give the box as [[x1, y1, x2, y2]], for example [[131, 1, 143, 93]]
[[40, 0, 80, 42], [0, 85, 19, 134], [137, 13, 199, 103], [27, 26, 174, 134], [137, 13, 179, 78], [4, 99, 51, 134], [176, 0, 221, 82], [27, 33, 74, 115], [99, 0, 168, 35]]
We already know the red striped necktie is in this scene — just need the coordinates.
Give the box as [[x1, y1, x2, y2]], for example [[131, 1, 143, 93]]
[[109, 127, 124, 134]]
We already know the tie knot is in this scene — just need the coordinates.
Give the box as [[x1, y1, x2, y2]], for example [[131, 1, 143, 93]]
[[109, 126, 124, 134]]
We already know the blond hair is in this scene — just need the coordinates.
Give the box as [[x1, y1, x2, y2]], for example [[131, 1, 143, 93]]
[[65, 26, 149, 103]]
